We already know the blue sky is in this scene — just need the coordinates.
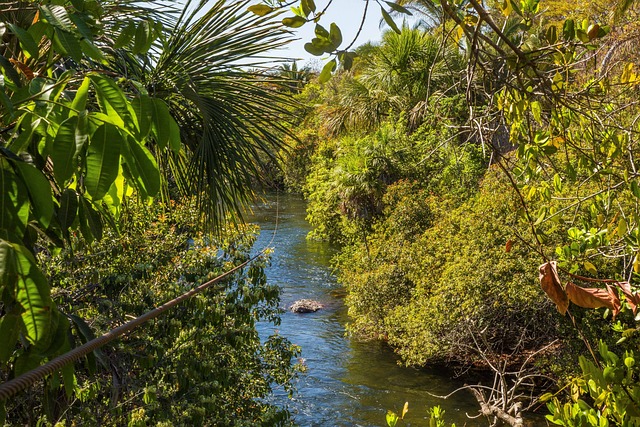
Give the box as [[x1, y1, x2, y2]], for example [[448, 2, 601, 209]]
[[271, 0, 394, 67]]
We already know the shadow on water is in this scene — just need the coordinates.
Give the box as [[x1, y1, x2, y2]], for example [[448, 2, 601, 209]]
[[249, 193, 479, 426]]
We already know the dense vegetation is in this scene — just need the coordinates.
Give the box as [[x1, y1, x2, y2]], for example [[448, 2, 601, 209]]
[[2, 0, 640, 425], [270, 0, 640, 424]]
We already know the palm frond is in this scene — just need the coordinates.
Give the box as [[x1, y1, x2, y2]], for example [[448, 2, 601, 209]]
[[150, 0, 297, 231]]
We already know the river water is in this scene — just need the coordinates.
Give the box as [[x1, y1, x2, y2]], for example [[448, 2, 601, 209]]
[[250, 194, 478, 426]]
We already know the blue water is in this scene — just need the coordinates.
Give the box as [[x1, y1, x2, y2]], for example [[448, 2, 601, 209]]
[[250, 194, 477, 426]]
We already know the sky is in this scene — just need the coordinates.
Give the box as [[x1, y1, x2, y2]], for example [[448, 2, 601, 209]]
[[270, 0, 394, 67]]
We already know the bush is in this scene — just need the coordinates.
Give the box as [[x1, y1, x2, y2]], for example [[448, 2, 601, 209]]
[[5, 200, 299, 426]]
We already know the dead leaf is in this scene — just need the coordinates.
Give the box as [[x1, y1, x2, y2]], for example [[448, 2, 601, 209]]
[[539, 261, 569, 315], [616, 281, 639, 314], [9, 59, 34, 80], [566, 282, 621, 318], [505, 239, 514, 253]]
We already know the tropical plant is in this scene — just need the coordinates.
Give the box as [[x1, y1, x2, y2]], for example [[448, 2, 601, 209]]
[[0, 0, 297, 417]]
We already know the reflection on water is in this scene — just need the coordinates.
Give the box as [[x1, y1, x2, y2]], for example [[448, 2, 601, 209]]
[[250, 194, 477, 426]]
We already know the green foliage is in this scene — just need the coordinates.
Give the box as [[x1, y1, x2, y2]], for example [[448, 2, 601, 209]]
[[1, 0, 299, 404], [4, 200, 299, 425], [545, 341, 640, 426]]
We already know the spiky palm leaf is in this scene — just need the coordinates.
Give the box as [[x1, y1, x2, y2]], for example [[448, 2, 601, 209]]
[[146, 0, 296, 230]]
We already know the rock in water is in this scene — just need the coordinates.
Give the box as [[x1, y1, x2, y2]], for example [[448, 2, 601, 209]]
[[290, 299, 323, 313]]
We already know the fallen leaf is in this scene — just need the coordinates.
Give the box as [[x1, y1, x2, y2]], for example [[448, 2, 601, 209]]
[[539, 261, 569, 314]]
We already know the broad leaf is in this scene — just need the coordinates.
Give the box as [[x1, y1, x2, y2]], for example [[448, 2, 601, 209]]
[[7, 24, 39, 59], [282, 16, 306, 28], [380, 7, 401, 34], [150, 98, 180, 151], [319, 59, 336, 84], [247, 4, 273, 16], [122, 136, 161, 197], [13, 161, 54, 229], [566, 282, 621, 318], [0, 313, 21, 363], [0, 162, 30, 238], [85, 124, 122, 200], [12, 242, 53, 346], [51, 116, 82, 184], [89, 73, 131, 130], [58, 188, 78, 230], [538, 261, 568, 314]]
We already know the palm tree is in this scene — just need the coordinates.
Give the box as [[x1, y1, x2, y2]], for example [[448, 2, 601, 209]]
[[106, 0, 298, 229]]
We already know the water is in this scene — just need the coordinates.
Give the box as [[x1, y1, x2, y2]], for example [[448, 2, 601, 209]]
[[250, 193, 478, 426]]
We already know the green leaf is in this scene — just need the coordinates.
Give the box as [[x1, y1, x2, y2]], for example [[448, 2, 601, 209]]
[[329, 23, 342, 48], [282, 16, 307, 28], [78, 196, 102, 242], [80, 38, 106, 64], [58, 188, 78, 230], [71, 77, 90, 115], [149, 98, 180, 151], [318, 59, 336, 84], [380, 7, 401, 34], [386, 410, 399, 427], [563, 19, 575, 40], [122, 136, 160, 197], [7, 24, 39, 59], [630, 181, 640, 199], [13, 161, 54, 229], [0, 162, 30, 238], [531, 100, 542, 124], [39, 4, 73, 32], [0, 313, 20, 363], [61, 358, 75, 398], [113, 22, 136, 49], [131, 95, 154, 139], [384, 1, 413, 15], [53, 28, 82, 63], [85, 124, 122, 200], [51, 117, 83, 184], [315, 24, 330, 40], [133, 20, 154, 55], [304, 42, 325, 56], [247, 4, 273, 16], [88, 73, 131, 130], [12, 242, 53, 346]]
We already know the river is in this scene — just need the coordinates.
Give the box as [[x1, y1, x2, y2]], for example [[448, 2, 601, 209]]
[[250, 193, 478, 426]]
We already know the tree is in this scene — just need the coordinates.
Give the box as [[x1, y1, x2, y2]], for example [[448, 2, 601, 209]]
[[0, 0, 297, 412]]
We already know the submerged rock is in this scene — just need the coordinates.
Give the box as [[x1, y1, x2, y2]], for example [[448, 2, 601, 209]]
[[290, 299, 323, 313]]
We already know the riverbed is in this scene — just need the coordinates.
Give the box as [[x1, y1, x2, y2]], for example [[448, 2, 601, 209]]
[[250, 193, 478, 426]]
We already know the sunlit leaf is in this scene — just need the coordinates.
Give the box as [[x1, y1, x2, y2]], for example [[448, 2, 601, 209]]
[[282, 16, 306, 28], [247, 4, 273, 16], [85, 124, 122, 200], [13, 161, 54, 229], [539, 261, 568, 314], [319, 59, 336, 84], [380, 7, 401, 34]]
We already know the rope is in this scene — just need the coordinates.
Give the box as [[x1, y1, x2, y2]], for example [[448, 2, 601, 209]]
[[0, 250, 265, 401]]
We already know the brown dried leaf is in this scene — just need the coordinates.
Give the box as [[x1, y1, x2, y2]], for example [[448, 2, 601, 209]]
[[566, 282, 621, 318], [616, 281, 639, 314], [505, 239, 514, 253], [539, 261, 568, 314]]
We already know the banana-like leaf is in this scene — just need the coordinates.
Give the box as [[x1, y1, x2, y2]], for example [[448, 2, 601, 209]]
[[12, 242, 53, 346], [51, 116, 82, 184], [85, 124, 122, 200], [0, 161, 30, 238], [122, 136, 161, 197], [13, 161, 54, 229]]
